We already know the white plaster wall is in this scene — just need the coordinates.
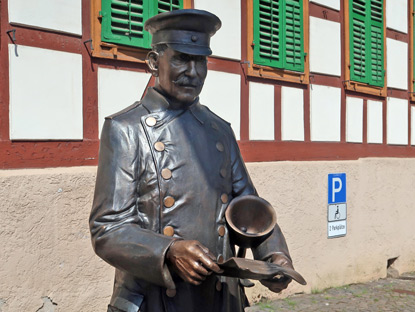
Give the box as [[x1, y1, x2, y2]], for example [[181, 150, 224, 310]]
[[386, 38, 408, 90], [2, 159, 415, 309], [346, 97, 363, 143], [309, 0, 340, 11], [194, 0, 241, 60], [98, 68, 151, 136], [9, 45, 83, 140], [387, 97, 408, 145], [249, 82, 274, 140], [367, 100, 383, 144], [310, 85, 341, 142], [309, 17, 341, 77], [412, 106, 415, 145], [8, 0, 82, 35], [199, 70, 241, 139], [386, 0, 408, 33], [281, 86, 304, 141]]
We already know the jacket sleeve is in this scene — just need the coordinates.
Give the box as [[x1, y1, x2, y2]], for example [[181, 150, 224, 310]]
[[89, 118, 176, 290], [229, 132, 292, 262]]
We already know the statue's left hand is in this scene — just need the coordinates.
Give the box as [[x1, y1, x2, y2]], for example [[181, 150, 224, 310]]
[[260, 254, 293, 293]]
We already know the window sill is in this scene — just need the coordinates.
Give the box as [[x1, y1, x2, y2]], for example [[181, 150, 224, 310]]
[[343, 80, 386, 97], [91, 41, 148, 64], [247, 63, 309, 84]]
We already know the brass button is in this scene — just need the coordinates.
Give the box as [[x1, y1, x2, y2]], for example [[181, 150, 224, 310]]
[[166, 289, 176, 297], [154, 141, 165, 152], [220, 194, 228, 204], [216, 142, 224, 152], [218, 225, 226, 237], [220, 168, 227, 178], [216, 280, 222, 291], [164, 196, 175, 208], [161, 168, 172, 180], [217, 255, 224, 264], [146, 117, 157, 127], [191, 35, 198, 42], [163, 226, 174, 236]]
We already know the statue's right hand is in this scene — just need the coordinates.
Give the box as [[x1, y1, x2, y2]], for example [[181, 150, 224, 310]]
[[166, 240, 223, 285]]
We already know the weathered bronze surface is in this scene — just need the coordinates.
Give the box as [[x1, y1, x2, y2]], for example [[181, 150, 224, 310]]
[[225, 195, 277, 248], [90, 8, 295, 312], [218, 258, 306, 285]]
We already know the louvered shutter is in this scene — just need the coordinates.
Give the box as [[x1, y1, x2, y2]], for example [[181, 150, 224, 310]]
[[350, 0, 367, 83], [156, 0, 181, 13], [349, 0, 384, 86], [368, 0, 384, 86], [283, 0, 304, 71], [254, 0, 282, 68], [101, 0, 149, 48], [253, 0, 304, 72], [101, 0, 182, 48]]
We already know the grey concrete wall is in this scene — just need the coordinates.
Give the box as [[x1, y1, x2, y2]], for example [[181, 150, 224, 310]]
[[1, 158, 415, 311]]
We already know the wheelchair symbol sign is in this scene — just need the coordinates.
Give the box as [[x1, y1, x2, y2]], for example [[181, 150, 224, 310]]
[[328, 203, 347, 222]]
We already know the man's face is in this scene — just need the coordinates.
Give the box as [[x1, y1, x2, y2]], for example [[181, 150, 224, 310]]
[[156, 47, 208, 105]]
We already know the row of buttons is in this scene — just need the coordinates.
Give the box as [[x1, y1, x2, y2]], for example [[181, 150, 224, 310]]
[[146, 116, 226, 296], [146, 116, 176, 214], [212, 122, 228, 293]]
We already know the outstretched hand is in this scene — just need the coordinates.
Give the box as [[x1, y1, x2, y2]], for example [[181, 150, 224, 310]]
[[166, 240, 223, 285], [260, 254, 293, 293]]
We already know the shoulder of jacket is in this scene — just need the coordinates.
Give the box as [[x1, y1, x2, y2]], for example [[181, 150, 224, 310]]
[[201, 105, 231, 127], [105, 101, 143, 120]]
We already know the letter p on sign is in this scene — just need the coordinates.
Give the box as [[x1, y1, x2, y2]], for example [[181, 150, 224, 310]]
[[328, 173, 346, 204]]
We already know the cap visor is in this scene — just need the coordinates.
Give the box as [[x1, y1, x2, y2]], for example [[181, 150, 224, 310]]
[[167, 43, 212, 56]]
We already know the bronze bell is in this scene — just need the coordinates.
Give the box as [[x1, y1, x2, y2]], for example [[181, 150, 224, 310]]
[[225, 195, 276, 249]]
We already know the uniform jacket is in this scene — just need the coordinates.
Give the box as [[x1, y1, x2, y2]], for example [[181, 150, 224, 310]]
[[90, 88, 291, 312]]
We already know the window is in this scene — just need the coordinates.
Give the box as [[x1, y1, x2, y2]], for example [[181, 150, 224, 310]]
[[247, 0, 309, 84], [101, 0, 183, 49], [92, 0, 190, 63], [253, 0, 304, 72], [345, 0, 386, 96]]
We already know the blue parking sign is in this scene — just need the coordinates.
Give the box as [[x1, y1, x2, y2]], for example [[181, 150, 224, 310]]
[[328, 173, 346, 204]]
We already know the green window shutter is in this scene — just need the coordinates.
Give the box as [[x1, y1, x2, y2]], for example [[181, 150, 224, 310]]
[[349, 0, 384, 86], [253, 0, 304, 72], [254, 0, 283, 68], [284, 0, 304, 71], [101, 0, 183, 49], [350, 0, 367, 83], [101, 0, 149, 48], [157, 0, 182, 13], [368, 0, 384, 86]]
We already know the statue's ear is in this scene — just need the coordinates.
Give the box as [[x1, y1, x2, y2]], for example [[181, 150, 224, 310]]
[[146, 51, 159, 77]]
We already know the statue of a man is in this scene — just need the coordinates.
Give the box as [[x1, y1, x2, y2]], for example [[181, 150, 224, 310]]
[[90, 9, 293, 312]]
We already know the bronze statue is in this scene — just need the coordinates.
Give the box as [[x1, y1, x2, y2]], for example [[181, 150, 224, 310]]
[[90, 9, 296, 312]]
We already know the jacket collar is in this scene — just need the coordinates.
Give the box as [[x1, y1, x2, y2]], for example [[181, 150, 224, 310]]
[[141, 87, 206, 124]]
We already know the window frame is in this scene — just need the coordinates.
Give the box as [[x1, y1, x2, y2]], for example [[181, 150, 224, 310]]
[[246, 0, 309, 84], [91, 0, 191, 63], [344, 0, 387, 97]]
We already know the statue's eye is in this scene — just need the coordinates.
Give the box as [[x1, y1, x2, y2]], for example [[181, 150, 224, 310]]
[[179, 54, 191, 62], [196, 56, 207, 63]]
